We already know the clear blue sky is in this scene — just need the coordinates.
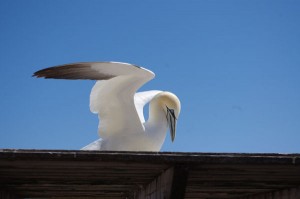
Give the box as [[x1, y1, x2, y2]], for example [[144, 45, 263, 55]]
[[1, 0, 300, 153]]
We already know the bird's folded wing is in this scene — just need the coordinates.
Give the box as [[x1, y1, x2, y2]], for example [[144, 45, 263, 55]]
[[81, 138, 102, 150], [134, 90, 162, 123]]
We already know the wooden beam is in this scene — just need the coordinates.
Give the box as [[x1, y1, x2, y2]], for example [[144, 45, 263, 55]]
[[169, 165, 189, 199], [1, 150, 300, 198], [133, 165, 189, 199], [133, 167, 174, 199], [0, 189, 17, 199], [237, 186, 300, 199]]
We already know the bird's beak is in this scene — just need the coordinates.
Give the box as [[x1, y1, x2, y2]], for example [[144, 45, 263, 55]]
[[166, 106, 177, 142]]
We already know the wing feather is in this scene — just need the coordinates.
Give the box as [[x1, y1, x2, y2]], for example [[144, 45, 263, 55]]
[[134, 90, 162, 123], [33, 62, 153, 80]]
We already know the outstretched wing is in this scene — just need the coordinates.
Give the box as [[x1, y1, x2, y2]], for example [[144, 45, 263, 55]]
[[34, 62, 155, 138], [33, 62, 153, 80]]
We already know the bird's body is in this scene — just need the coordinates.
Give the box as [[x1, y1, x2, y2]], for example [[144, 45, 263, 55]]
[[33, 62, 181, 151]]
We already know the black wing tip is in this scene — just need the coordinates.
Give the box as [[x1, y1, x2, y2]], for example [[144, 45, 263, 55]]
[[32, 73, 51, 79], [32, 67, 56, 78], [32, 70, 45, 78]]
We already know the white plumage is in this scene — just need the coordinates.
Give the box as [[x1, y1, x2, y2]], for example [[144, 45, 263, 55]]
[[34, 62, 181, 151]]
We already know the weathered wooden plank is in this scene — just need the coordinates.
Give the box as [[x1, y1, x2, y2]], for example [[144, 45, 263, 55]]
[[134, 167, 174, 199], [0, 189, 17, 199], [1, 149, 299, 165], [1, 150, 300, 199], [237, 186, 300, 199], [170, 165, 189, 199]]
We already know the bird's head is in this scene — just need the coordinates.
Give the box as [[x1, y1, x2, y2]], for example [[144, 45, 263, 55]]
[[155, 92, 181, 142]]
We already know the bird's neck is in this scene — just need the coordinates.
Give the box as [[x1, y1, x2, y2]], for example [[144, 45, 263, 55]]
[[148, 99, 166, 124], [145, 100, 168, 141]]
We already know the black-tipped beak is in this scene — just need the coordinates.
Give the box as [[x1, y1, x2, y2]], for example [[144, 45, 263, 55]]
[[166, 106, 177, 142]]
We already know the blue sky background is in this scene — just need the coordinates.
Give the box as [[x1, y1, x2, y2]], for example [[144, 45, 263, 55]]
[[1, 0, 300, 153]]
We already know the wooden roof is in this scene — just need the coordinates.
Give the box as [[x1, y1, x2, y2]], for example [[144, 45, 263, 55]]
[[0, 149, 300, 199]]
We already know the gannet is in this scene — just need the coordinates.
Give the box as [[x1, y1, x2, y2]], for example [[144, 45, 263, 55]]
[[33, 62, 181, 151]]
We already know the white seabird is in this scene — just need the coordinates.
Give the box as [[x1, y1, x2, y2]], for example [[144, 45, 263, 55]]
[[33, 62, 181, 151]]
